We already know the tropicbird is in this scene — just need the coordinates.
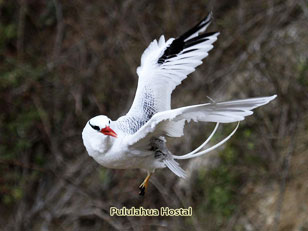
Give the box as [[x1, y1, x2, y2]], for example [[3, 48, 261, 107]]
[[82, 13, 276, 195]]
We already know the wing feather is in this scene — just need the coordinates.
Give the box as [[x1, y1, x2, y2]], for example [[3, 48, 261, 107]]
[[125, 13, 219, 121], [126, 95, 277, 148]]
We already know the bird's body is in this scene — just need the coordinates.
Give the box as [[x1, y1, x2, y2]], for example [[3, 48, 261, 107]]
[[82, 13, 276, 195], [83, 117, 169, 171]]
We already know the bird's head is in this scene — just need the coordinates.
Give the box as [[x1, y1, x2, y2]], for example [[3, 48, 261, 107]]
[[82, 115, 117, 156], [87, 115, 117, 138]]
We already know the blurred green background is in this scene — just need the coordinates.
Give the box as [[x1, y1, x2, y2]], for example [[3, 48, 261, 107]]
[[0, 0, 307, 230]]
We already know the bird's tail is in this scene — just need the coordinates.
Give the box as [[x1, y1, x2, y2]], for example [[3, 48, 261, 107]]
[[164, 122, 241, 176], [163, 158, 187, 178], [173, 122, 239, 160], [165, 95, 276, 174]]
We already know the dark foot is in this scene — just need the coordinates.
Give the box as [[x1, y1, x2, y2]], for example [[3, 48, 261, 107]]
[[139, 185, 145, 196]]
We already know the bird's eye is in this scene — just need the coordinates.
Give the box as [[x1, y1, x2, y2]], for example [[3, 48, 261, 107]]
[[89, 121, 100, 131], [109, 120, 111, 125]]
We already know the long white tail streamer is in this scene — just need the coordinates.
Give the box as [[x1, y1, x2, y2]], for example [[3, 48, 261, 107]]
[[178, 122, 220, 158], [173, 122, 240, 160]]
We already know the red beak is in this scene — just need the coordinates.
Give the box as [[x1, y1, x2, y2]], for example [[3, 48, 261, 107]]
[[100, 126, 117, 138]]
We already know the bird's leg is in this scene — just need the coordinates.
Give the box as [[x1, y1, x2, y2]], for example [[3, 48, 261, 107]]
[[138, 138, 165, 196], [139, 171, 152, 196]]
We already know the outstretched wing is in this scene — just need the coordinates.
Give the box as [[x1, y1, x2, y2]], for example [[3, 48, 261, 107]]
[[125, 95, 277, 149], [125, 13, 219, 122]]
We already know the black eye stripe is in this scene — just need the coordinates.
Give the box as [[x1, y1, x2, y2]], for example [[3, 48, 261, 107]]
[[89, 121, 100, 131]]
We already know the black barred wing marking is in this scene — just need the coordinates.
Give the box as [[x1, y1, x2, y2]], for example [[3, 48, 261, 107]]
[[158, 13, 218, 65]]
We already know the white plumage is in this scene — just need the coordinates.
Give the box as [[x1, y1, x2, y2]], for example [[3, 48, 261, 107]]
[[131, 14, 219, 117], [82, 13, 276, 195]]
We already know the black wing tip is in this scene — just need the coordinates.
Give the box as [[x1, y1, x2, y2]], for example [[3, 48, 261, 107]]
[[201, 11, 213, 25], [183, 31, 219, 49], [157, 13, 218, 65], [195, 12, 213, 28], [179, 12, 214, 41]]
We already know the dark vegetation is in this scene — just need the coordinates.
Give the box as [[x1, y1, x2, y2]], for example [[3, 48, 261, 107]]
[[0, 0, 308, 230]]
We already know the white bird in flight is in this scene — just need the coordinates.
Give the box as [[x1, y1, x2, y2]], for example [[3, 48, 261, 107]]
[[82, 13, 276, 196]]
